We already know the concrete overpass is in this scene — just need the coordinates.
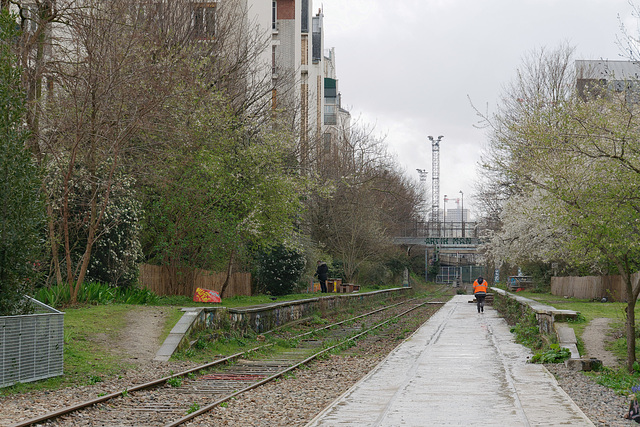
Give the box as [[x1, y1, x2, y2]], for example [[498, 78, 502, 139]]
[[394, 237, 484, 284], [393, 237, 482, 253]]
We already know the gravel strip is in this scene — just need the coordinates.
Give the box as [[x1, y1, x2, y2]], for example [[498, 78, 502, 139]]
[[0, 361, 197, 427], [0, 304, 635, 426], [185, 342, 392, 426], [546, 364, 630, 427], [3, 352, 632, 426]]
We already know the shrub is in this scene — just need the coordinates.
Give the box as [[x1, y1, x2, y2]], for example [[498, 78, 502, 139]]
[[86, 175, 143, 288], [255, 244, 306, 296], [0, 10, 46, 315], [531, 344, 571, 363], [356, 261, 391, 286]]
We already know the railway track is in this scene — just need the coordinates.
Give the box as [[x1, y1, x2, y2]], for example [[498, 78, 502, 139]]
[[11, 295, 446, 427]]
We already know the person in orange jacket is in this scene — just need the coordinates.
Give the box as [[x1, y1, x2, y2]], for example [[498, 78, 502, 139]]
[[473, 276, 488, 313]]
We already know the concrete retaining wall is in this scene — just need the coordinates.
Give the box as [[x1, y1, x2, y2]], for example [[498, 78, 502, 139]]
[[492, 287, 578, 333], [155, 288, 411, 361], [491, 287, 581, 360]]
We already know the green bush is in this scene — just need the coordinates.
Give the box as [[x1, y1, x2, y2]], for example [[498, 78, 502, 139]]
[[328, 259, 345, 281], [255, 244, 306, 296], [510, 316, 544, 350], [86, 175, 143, 288], [356, 261, 391, 286], [0, 10, 46, 315], [495, 293, 544, 350]]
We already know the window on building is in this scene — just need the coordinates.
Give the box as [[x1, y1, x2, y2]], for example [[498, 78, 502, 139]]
[[192, 3, 216, 39], [21, 3, 39, 33], [135, 2, 164, 22], [301, 0, 309, 33], [272, 0, 277, 30], [312, 16, 321, 63], [272, 45, 277, 75], [323, 133, 332, 152], [324, 104, 336, 125]]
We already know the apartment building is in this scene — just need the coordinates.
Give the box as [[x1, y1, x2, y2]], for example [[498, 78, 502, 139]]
[[271, 0, 350, 167], [576, 59, 640, 102], [323, 47, 351, 151], [12, 0, 348, 167]]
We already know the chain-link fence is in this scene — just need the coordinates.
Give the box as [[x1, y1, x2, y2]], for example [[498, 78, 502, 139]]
[[0, 296, 64, 388], [436, 266, 486, 286]]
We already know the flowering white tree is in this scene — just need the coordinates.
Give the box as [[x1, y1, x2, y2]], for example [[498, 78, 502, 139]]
[[478, 43, 640, 371], [483, 187, 569, 266]]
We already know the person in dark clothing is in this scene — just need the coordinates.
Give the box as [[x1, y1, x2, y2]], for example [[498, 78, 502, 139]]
[[315, 261, 329, 293]]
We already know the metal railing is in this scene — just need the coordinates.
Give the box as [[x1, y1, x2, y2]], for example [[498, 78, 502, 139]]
[[0, 296, 64, 388]]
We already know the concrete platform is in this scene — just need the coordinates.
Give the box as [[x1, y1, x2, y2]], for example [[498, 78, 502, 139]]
[[306, 295, 594, 427]]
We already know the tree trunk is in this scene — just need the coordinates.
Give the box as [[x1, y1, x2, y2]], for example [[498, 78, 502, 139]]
[[219, 248, 236, 299], [47, 203, 62, 285], [621, 264, 639, 373], [71, 196, 99, 303], [628, 270, 640, 372], [71, 239, 94, 303], [627, 300, 637, 372], [63, 180, 74, 298]]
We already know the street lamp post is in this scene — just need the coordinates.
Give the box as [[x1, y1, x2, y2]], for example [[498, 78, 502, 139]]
[[459, 190, 464, 237], [443, 195, 447, 238]]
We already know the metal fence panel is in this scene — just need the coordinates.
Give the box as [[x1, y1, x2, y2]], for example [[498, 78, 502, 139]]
[[0, 297, 64, 388], [436, 266, 486, 285]]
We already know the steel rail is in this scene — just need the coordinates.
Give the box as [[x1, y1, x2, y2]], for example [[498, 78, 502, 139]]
[[9, 344, 272, 427], [165, 299, 435, 426], [10, 297, 427, 427]]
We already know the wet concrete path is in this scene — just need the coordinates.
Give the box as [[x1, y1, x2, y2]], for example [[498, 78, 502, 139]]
[[306, 295, 594, 426]]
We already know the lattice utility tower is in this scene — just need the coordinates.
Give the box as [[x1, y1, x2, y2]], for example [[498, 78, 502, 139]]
[[428, 135, 443, 230]]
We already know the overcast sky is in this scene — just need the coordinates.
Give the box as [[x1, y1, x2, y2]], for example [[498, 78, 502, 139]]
[[318, 0, 638, 218]]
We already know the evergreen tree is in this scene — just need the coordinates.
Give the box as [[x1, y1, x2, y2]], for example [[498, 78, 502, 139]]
[[0, 10, 45, 315]]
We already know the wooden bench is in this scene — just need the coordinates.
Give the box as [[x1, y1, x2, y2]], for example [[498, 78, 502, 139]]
[[338, 284, 360, 293]]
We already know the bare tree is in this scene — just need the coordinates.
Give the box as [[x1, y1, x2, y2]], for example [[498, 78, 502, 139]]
[[36, 0, 192, 301], [307, 122, 423, 282]]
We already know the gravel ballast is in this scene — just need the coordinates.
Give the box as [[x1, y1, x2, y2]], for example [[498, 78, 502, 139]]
[[0, 304, 635, 426], [1, 355, 632, 426]]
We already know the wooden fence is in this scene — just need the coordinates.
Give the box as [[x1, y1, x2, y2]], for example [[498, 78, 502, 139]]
[[139, 264, 252, 298], [550, 272, 640, 302]]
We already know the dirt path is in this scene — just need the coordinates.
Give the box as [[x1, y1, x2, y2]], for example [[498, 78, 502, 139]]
[[581, 317, 618, 368], [116, 306, 170, 364]]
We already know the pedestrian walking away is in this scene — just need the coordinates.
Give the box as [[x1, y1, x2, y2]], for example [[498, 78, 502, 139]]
[[315, 260, 329, 293], [473, 276, 488, 313]]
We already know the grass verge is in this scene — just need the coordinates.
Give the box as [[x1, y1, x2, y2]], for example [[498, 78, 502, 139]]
[[1, 304, 183, 396], [2, 281, 439, 396]]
